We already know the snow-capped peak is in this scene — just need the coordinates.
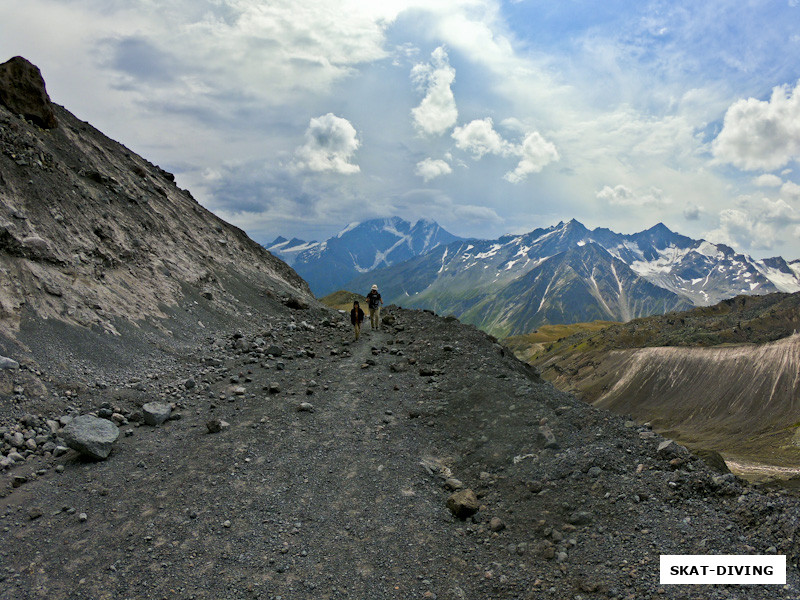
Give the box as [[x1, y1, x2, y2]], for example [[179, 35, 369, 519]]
[[336, 221, 361, 238]]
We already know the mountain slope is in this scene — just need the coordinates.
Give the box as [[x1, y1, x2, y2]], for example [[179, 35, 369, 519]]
[[592, 334, 800, 461], [5, 305, 800, 598], [0, 57, 313, 376], [527, 291, 800, 465], [459, 243, 692, 336], [277, 217, 461, 296], [264, 236, 318, 266]]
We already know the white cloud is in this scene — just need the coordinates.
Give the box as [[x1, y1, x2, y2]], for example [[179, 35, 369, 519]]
[[704, 197, 800, 251], [597, 185, 635, 205], [504, 131, 560, 183], [596, 184, 669, 207], [752, 173, 783, 187], [452, 118, 513, 158], [712, 80, 800, 171], [411, 46, 458, 136], [781, 180, 800, 201], [293, 113, 360, 174], [415, 158, 452, 181], [451, 118, 558, 182]]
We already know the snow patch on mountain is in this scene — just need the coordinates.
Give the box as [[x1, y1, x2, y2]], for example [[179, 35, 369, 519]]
[[265, 237, 320, 266], [337, 221, 361, 238]]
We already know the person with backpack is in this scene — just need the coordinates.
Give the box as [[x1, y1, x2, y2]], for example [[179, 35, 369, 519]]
[[350, 300, 365, 340], [366, 284, 383, 330]]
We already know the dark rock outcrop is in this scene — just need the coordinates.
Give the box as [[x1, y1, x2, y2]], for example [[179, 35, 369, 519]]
[[0, 56, 58, 129]]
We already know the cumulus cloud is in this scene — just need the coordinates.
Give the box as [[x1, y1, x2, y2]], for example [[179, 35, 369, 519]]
[[712, 80, 800, 171], [415, 158, 452, 182], [293, 113, 360, 174], [451, 119, 558, 182], [704, 197, 800, 251], [452, 118, 513, 158], [504, 131, 560, 183], [752, 173, 783, 187], [411, 46, 458, 136], [596, 184, 668, 207], [782, 180, 800, 201]]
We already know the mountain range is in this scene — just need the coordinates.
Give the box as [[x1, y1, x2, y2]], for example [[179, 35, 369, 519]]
[[340, 219, 800, 337], [265, 217, 460, 296]]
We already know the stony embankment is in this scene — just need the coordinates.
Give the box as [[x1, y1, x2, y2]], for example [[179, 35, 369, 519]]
[[1, 306, 799, 600]]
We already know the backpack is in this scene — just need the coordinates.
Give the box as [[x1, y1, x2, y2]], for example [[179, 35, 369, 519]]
[[368, 291, 381, 309]]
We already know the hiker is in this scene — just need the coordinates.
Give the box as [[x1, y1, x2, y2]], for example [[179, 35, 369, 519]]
[[366, 284, 383, 329], [350, 300, 365, 340]]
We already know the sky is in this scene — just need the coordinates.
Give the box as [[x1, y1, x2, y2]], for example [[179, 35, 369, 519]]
[[3, 0, 800, 259]]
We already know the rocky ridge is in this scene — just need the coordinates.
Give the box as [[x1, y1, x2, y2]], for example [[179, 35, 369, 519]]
[[268, 217, 461, 297]]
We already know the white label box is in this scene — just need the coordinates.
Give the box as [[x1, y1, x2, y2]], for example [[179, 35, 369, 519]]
[[660, 555, 786, 585]]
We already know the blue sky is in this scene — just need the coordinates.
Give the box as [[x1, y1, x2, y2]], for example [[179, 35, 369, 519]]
[[3, 0, 800, 258]]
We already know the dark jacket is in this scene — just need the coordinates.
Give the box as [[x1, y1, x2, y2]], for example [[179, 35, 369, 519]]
[[366, 290, 382, 309], [350, 306, 365, 325]]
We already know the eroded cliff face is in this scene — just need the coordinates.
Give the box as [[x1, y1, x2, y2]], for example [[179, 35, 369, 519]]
[[0, 58, 311, 349], [551, 334, 800, 465]]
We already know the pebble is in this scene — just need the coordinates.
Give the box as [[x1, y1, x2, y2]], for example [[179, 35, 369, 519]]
[[444, 478, 464, 491], [489, 517, 506, 532], [566, 511, 593, 526], [206, 418, 230, 433]]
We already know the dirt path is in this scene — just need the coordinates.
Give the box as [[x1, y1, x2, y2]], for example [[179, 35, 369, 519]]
[[0, 321, 465, 599], [3, 310, 800, 600]]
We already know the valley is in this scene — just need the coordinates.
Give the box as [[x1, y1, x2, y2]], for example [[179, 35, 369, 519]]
[[522, 292, 800, 475]]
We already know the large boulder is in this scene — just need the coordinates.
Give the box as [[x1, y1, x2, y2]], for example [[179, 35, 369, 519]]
[[0, 56, 58, 129], [61, 415, 119, 460]]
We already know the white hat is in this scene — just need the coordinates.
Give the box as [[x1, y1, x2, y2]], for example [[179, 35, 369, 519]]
[[371, 284, 378, 290]]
